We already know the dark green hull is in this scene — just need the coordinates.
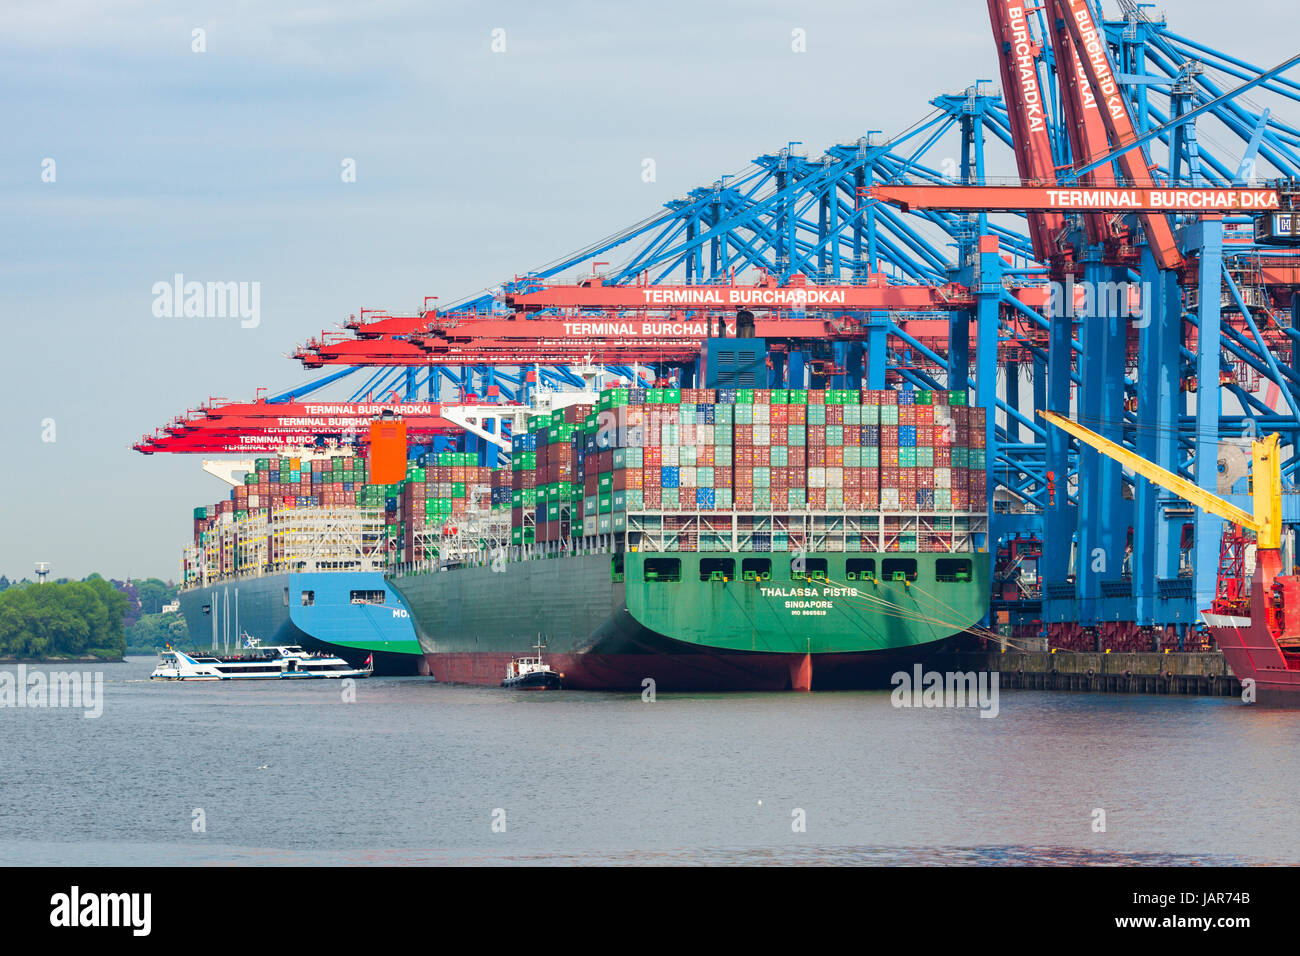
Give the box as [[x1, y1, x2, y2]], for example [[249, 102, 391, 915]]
[[391, 550, 990, 690]]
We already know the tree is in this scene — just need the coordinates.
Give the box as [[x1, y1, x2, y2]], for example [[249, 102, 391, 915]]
[[132, 578, 175, 616], [0, 577, 129, 659]]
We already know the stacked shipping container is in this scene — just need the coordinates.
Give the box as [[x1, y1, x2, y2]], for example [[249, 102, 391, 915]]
[[401, 452, 511, 562], [506, 386, 988, 550], [191, 452, 511, 570], [510, 403, 592, 544]]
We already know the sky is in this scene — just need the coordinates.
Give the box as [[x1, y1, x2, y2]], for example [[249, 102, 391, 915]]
[[2, 0, 1298, 582]]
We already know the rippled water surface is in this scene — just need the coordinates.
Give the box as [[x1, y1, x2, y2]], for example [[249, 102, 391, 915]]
[[2, 657, 1297, 865]]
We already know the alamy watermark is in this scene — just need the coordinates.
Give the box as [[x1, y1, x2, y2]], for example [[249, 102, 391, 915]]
[[0, 666, 103, 718], [1048, 274, 1149, 327], [890, 664, 999, 718], [152, 273, 260, 328], [50, 887, 150, 936]]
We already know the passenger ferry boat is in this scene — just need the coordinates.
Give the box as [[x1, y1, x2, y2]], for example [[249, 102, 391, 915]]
[[151, 637, 374, 681]]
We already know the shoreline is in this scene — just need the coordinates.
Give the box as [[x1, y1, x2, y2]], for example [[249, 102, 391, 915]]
[[0, 656, 126, 665]]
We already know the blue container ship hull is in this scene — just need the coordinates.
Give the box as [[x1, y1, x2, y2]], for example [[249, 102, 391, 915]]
[[177, 571, 423, 676]]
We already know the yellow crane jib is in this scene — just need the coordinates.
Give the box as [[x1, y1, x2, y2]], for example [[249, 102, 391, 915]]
[[1036, 410, 1283, 551]]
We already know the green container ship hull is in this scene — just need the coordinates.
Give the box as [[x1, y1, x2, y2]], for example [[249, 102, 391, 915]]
[[391, 550, 989, 690]]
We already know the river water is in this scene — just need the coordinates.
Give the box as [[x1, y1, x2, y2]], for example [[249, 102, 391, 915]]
[[1, 657, 1297, 865]]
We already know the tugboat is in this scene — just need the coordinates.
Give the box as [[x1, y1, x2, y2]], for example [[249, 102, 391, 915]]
[[151, 636, 374, 681], [501, 637, 564, 690]]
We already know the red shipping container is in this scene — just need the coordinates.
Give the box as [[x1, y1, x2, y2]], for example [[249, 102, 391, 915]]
[[827, 446, 844, 468], [735, 425, 753, 446], [808, 447, 827, 467], [844, 425, 860, 445], [755, 446, 771, 466], [808, 488, 827, 510], [771, 405, 789, 425], [788, 405, 807, 425], [881, 426, 899, 446]]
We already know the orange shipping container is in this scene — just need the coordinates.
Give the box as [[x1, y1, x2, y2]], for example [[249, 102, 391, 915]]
[[369, 417, 408, 484]]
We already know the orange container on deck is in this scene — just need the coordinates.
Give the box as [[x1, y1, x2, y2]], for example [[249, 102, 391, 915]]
[[369, 416, 408, 484]]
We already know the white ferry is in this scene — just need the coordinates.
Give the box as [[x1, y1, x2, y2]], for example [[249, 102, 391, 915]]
[[151, 638, 373, 681]]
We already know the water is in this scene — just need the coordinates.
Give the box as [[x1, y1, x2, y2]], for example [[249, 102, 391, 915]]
[[2, 657, 1299, 865]]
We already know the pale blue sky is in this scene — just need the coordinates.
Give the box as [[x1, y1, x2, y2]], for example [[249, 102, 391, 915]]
[[1, 0, 1296, 580]]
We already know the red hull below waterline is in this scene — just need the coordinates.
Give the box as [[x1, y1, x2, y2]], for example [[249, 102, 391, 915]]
[[422, 647, 946, 692]]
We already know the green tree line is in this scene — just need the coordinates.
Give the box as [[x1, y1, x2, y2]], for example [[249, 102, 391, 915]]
[[0, 574, 188, 660], [0, 577, 129, 660]]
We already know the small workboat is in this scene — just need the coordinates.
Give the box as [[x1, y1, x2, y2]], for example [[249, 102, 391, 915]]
[[501, 637, 563, 690], [152, 637, 374, 681]]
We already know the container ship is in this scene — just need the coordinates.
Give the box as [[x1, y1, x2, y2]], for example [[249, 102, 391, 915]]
[[180, 453, 449, 674], [390, 384, 991, 691]]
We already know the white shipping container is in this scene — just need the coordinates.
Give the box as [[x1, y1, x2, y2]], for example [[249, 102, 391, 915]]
[[808, 467, 826, 488], [662, 445, 680, 466], [753, 424, 771, 445], [826, 467, 843, 488], [680, 466, 697, 488], [752, 403, 770, 424], [935, 468, 951, 488]]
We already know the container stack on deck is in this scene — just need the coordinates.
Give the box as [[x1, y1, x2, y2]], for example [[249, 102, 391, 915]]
[[510, 403, 593, 544], [506, 385, 987, 551], [401, 452, 511, 562], [191, 456, 401, 542]]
